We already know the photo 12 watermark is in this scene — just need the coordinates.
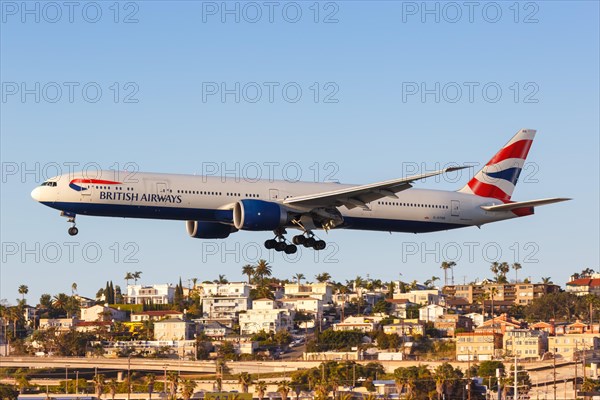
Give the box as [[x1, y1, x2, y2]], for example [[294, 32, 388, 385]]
[[1, 82, 140, 104], [401, 241, 540, 264], [401, 81, 540, 104], [199, 161, 339, 183], [200, 1, 339, 24], [2, 241, 141, 264], [199, 240, 340, 264], [1, 162, 140, 184], [201, 82, 339, 104], [1, 1, 140, 24], [400, 1, 539, 24]]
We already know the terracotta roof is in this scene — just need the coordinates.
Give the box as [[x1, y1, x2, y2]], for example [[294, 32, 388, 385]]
[[447, 298, 470, 306], [133, 311, 183, 316], [76, 321, 111, 327], [567, 278, 600, 287]]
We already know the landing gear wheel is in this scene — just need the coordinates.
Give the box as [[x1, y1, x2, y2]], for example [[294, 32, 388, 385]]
[[275, 241, 287, 252], [68, 227, 79, 236], [292, 235, 306, 245], [284, 244, 297, 254], [264, 239, 277, 249], [304, 237, 316, 248], [314, 240, 326, 250]]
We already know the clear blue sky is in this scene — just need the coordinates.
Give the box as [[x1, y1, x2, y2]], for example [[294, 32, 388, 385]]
[[1, 1, 598, 305]]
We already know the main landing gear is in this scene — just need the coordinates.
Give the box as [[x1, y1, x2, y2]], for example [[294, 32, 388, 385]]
[[264, 229, 326, 253], [61, 211, 78, 236]]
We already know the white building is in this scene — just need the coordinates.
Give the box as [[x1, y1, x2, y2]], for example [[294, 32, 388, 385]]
[[126, 284, 175, 305], [154, 318, 195, 341], [197, 282, 252, 321], [334, 316, 379, 333], [464, 313, 485, 327], [284, 283, 333, 304], [239, 299, 294, 335], [130, 310, 184, 322], [195, 282, 251, 298], [80, 305, 127, 322], [394, 289, 444, 306], [419, 304, 445, 323], [39, 317, 78, 331], [280, 297, 323, 316]]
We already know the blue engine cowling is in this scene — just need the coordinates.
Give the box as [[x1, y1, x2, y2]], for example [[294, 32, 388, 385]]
[[233, 199, 288, 231], [186, 221, 235, 239]]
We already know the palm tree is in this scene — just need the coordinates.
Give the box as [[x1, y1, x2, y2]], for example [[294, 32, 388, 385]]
[[541, 277, 553, 284], [254, 259, 272, 284], [293, 273, 306, 285], [18, 285, 28, 301], [167, 372, 179, 400], [277, 381, 291, 400], [440, 261, 456, 286], [92, 374, 105, 399], [106, 379, 117, 400], [181, 379, 196, 400], [133, 271, 142, 285], [145, 374, 156, 400], [124, 272, 134, 286], [215, 274, 229, 284], [242, 264, 255, 284], [488, 287, 499, 320], [490, 262, 500, 281], [237, 372, 253, 393], [512, 263, 522, 283], [315, 272, 331, 283], [498, 262, 510, 283], [255, 381, 268, 400]]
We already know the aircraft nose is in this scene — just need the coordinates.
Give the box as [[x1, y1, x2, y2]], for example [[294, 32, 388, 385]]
[[31, 187, 42, 202]]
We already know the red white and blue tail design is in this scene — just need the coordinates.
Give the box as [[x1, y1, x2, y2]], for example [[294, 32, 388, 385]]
[[458, 129, 536, 202]]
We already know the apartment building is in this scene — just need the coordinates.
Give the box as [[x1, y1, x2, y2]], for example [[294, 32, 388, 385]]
[[434, 314, 473, 337], [444, 282, 560, 306], [130, 310, 184, 322], [456, 332, 503, 361], [154, 318, 195, 341], [334, 316, 379, 333], [549, 333, 600, 361], [566, 274, 600, 296], [284, 282, 333, 304], [280, 297, 323, 316], [419, 304, 444, 322], [503, 329, 548, 359], [394, 289, 444, 306], [239, 299, 294, 335], [198, 282, 252, 321], [80, 305, 127, 322], [125, 284, 175, 305]]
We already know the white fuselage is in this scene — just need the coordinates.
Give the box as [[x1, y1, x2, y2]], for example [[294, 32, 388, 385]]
[[31, 171, 521, 234]]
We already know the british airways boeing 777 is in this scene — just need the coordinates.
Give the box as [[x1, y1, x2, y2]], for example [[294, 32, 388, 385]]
[[31, 129, 569, 254]]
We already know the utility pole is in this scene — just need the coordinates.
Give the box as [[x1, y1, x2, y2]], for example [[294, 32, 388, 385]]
[[127, 355, 131, 400], [513, 356, 518, 400], [575, 341, 578, 399], [65, 365, 69, 394], [75, 371, 79, 394], [467, 349, 471, 400], [553, 348, 557, 400], [163, 365, 167, 394]]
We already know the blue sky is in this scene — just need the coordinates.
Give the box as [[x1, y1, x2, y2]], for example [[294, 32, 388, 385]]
[[1, 1, 598, 304]]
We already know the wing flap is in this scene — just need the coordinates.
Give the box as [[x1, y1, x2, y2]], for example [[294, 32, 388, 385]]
[[481, 197, 571, 212], [283, 166, 468, 209]]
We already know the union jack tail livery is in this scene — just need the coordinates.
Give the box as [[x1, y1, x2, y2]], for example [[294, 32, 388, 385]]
[[458, 128, 535, 202]]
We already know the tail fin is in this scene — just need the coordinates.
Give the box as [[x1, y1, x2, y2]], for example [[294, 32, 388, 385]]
[[458, 129, 536, 202]]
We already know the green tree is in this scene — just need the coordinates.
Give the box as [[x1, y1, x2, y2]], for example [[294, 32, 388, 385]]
[[254, 259, 272, 284], [18, 285, 28, 302], [92, 374, 105, 398], [242, 264, 255, 284], [237, 372, 253, 393], [277, 381, 291, 400], [440, 261, 456, 285], [293, 273, 305, 285], [255, 381, 268, 400], [133, 271, 142, 284], [124, 272, 134, 286], [512, 263, 522, 283], [181, 379, 196, 400], [315, 272, 332, 283]]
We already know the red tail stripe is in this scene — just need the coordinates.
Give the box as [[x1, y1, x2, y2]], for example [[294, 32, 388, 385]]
[[467, 179, 511, 202], [486, 139, 533, 166]]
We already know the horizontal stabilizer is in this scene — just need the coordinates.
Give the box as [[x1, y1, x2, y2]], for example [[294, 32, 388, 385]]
[[481, 197, 571, 212]]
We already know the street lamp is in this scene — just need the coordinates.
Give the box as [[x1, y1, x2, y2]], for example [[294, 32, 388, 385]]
[[65, 364, 70, 394]]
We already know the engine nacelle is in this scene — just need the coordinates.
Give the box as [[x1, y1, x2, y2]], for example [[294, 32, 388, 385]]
[[233, 199, 288, 231], [186, 221, 235, 239]]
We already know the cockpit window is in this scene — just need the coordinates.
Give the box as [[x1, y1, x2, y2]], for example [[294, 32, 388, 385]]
[[41, 182, 57, 187]]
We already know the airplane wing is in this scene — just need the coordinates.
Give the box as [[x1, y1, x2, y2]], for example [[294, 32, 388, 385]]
[[480, 197, 571, 212], [283, 166, 469, 210]]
